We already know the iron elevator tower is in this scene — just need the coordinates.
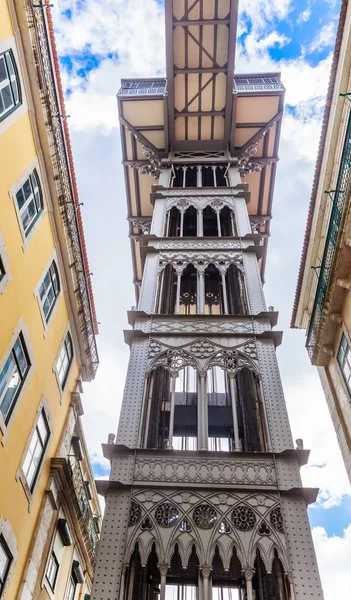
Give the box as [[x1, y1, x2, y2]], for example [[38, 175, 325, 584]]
[[92, 1, 324, 599]]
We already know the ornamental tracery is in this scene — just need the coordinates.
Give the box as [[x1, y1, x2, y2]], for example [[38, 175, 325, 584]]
[[148, 348, 198, 374], [269, 507, 284, 532], [155, 502, 180, 528], [147, 338, 259, 374], [125, 490, 290, 572], [166, 195, 235, 213], [192, 504, 218, 529], [158, 251, 243, 274], [231, 505, 256, 531], [129, 501, 142, 526]]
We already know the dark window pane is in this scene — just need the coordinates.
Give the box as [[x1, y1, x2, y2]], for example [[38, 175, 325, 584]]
[[16, 188, 25, 210], [2, 85, 13, 110], [13, 338, 28, 376], [5, 53, 14, 76], [23, 178, 32, 200], [0, 56, 7, 83]]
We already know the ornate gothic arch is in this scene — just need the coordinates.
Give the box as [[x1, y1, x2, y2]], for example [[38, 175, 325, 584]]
[[147, 347, 200, 374], [157, 251, 243, 274], [167, 196, 235, 213], [205, 348, 259, 376]]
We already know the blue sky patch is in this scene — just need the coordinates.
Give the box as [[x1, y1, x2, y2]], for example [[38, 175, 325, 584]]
[[309, 496, 351, 537], [92, 461, 110, 478]]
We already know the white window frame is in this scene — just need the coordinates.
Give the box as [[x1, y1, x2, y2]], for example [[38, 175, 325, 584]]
[[34, 250, 62, 334], [17, 398, 52, 506], [0, 49, 21, 121], [0, 232, 11, 295], [9, 157, 47, 250], [0, 319, 35, 443], [0, 518, 18, 598], [53, 328, 74, 396], [337, 330, 351, 398], [42, 515, 71, 599], [0, 37, 27, 136], [46, 550, 59, 591]]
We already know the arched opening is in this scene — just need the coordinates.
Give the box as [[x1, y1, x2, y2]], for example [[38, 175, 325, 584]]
[[166, 544, 199, 598], [226, 264, 248, 315], [203, 206, 218, 236], [205, 264, 223, 315], [235, 368, 266, 452], [212, 545, 243, 599], [202, 165, 215, 187], [179, 264, 197, 315], [157, 264, 177, 314], [124, 542, 159, 600], [143, 365, 198, 450], [253, 549, 290, 600], [166, 206, 181, 237], [207, 366, 233, 451], [144, 367, 171, 449], [183, 206, 197, 237], [220, 206, 236, 237], [174, 366, 198, 450], [216, 166, 228, 187]]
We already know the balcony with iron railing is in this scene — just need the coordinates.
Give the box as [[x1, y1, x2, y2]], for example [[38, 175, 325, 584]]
[[306, 111, 351, 362], [67, 458, 100, 565], [117, 75, 284, 98]]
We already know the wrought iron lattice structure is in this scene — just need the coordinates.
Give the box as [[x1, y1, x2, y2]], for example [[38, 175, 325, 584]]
[[91, 1, 324, 600]]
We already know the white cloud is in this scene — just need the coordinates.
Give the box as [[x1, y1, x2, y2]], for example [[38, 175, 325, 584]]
[[307, 21, 337, 54], [284, 374, 350, 507], [297, 7, 311, 24], [312, 525, 351, 598], [239, 0, 292, 31]]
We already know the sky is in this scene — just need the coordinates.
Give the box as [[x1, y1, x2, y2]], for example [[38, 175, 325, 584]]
[[51, 0, 351, 597]]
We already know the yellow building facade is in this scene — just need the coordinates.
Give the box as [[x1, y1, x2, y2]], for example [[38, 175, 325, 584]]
[[0, 0, 100, 598], [292, 0, 351, 482]]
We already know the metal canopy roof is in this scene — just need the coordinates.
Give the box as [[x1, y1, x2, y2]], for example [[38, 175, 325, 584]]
[[165, 0, 237, 151], [117, 0, 285, 299]]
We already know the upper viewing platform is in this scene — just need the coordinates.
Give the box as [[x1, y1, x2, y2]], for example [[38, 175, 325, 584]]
[[118, 74, 285, 98], [117, 0, 285, 294]]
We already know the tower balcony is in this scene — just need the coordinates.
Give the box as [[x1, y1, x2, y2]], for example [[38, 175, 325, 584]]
[[117, 74, 285, 99], [118, 78, 167, 97]]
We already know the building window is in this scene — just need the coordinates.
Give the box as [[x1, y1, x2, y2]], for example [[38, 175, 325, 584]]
[[46, 551, 59, 591], [0, 535, 12, 598], [39, 260, 60, 322], [57, 332, 74, 389], [22, 409, 50, 491], [15, 170, 43, 236], [0, 334, 30, 424], [338, 334, 351, 395], [65, 572, 78, 600], [0, 50, 21, 122]]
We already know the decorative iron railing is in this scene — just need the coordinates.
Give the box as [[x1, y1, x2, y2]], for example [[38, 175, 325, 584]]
[[26, 2, 98, 378], [234, 75, 285, 93], [306, 111, 351, 361], [118, 79, 167, 97], [118, 76, 284, 98], [68, 458, 100, 563]]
